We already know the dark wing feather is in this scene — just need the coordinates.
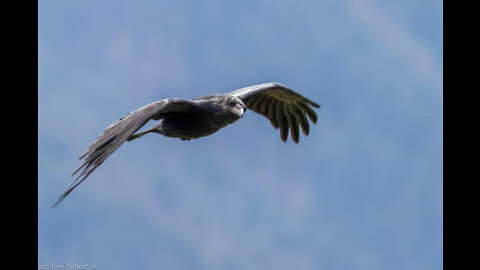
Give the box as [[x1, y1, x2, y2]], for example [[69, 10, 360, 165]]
[[53, 98, 198, 207], [277, 101, 288, 142], [226, 82, 320, 143], [268, 100, 278, 129]]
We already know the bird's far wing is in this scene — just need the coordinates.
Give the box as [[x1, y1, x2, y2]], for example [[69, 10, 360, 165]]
[[226, 82, 320, 143], [53, 98, 198, 207]]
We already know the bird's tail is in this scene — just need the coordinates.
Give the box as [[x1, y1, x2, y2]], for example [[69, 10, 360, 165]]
[[52, 101, 164, 207]]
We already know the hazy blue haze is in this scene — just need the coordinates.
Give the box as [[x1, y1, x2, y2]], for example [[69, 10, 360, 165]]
[[39, 0, 442, 269]]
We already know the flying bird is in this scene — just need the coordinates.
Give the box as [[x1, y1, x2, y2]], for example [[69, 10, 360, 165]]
[[53, 82, 320, 206]]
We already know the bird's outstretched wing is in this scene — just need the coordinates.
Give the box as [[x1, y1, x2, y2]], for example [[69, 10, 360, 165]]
[[53, 98, 198, 207], [226, 82, 320, 143]]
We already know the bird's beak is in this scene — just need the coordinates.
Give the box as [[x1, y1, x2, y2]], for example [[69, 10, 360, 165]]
[[231, 103, 245, 118]]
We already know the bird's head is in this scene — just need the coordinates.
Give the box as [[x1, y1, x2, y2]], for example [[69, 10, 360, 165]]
[[226, 96, 247, 118]]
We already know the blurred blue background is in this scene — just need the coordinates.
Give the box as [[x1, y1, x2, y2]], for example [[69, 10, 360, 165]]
[[38, 0, 442, 269]]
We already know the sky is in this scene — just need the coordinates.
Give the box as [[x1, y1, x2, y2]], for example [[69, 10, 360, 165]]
[[38, 0, 443, 269]]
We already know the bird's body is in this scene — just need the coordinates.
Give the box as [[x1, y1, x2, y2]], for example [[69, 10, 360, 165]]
[[131, 95, 246, 141], [54, 82, 320, 206]]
